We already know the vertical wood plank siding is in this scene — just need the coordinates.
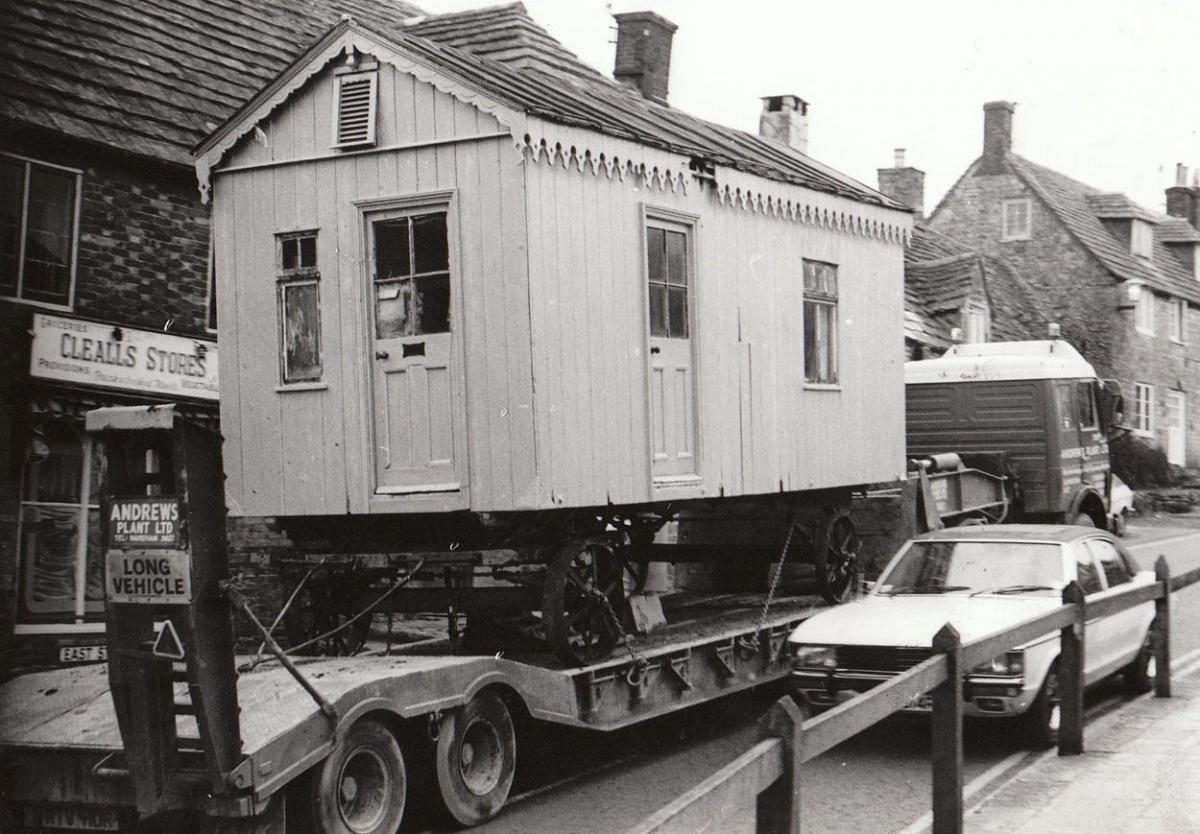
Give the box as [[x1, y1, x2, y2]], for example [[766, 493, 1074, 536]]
[[215, 58, 906, 517]]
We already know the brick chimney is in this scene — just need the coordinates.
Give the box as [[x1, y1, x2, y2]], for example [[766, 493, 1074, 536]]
[[613, 11, 677, 104], [877, 148, 925, 217], [759, 94, 809, 155], [981, 101, 1015, 174], [1166, 163, 1200, 230]]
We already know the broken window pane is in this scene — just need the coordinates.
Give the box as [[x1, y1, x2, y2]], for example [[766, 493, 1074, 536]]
[[412, 212, 448, 273], [281, 282, 322, 382], [281, 238, 298, 271], [299, 235, 317, 269], [414, 273, 450, 334], [375, 281, 410, 339], [375, 219, 411, 279]]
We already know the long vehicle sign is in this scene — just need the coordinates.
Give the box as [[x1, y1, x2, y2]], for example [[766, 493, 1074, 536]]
[[106, 497, 191, 604]]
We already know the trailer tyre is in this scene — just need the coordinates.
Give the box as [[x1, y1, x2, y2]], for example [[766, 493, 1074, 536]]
[[435, 690, 517, 827], [310, 718, 407, 834], [542, 538, 624, 665], [815, 515, 860, 605]]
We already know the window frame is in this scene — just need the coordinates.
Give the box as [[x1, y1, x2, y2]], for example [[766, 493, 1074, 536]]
[[276, 230, 323, 386], [1133, 382, 1154, 437], [1135, 290, 1155, 335], [1130, 219, 1153, 260], [205, 236, 218, 334], [802, 259, 840, 386], [368, 209, 452, 340], [644, 221, 692, 340], [1000, 198, 1031, 241], [1, 152, 83, 311], [1168, 297, 1186, 343]]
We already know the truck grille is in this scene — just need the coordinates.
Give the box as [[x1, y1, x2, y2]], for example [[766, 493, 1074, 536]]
[[839, 646, 932, 674]]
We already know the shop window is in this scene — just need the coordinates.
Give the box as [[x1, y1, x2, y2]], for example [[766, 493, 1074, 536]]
[[18, 418, 103, 624], [277, 231, 322, 384], [803, 260, 838, 384], [1, 153, 81, 307]]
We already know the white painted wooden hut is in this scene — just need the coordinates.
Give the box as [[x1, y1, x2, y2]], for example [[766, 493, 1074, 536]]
[[195, 10, 912, 523]]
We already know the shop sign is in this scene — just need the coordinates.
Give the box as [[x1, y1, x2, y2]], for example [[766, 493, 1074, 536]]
[[29, 314, 218, 401]]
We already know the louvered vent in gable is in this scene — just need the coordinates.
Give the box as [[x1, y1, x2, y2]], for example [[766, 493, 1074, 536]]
[[332, 71, 378, 149]]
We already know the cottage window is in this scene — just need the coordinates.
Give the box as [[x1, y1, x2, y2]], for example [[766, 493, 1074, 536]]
[[1, 153, 81, 308], [1133, 382, 1153, 437], [1168, 297, 1185, 343], [1131, 220, 1153, 260], [371, 212, 450, 339], [277, 232, 322, 384], [1001, 198, 1031, 241], [646, 227, 688, 338], [803, 260, 838, 384], [964, 305, 989, 343], [1135, 289, 1154, 335], [332, 71, 378, 149]]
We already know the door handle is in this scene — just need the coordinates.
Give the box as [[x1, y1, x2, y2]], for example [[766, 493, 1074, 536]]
[[375, 351, 389, 360], [650, 346, 661, 354]]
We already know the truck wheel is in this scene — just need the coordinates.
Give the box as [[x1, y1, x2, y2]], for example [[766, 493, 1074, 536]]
[[815, 516, 859, 605], [435, 690, 517, 826], [310, 718, 406, 834], [1022, 666, 1060, 750], [542, 539, 624, 665]]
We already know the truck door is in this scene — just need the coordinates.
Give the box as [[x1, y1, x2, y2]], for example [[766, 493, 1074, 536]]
[[1075, 380, 1108, 496], [1054, 382, 1084, 497]]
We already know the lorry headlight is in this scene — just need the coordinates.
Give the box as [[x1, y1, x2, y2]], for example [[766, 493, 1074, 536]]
[[792, 645, 838, 670], [971, 650, 1024, 676]]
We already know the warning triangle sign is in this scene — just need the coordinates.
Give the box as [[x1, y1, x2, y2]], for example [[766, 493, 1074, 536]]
[[153, 619, 186, 660]]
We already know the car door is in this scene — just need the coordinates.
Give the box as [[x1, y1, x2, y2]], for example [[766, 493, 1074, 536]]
[[1070, 541, 1106, 683], [1085, 537, 1150, 675]]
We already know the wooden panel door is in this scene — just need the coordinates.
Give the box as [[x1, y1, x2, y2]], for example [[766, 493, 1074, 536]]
[[368, 210, 460, 494], [646, 221, 698, 481]]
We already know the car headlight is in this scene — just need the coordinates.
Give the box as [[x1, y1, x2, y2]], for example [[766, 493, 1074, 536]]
[[970, 650, 1024, 676], [792, 645, 838, 670]]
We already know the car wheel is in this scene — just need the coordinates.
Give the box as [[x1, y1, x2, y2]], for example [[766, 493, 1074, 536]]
[[1023, 666, 1060, 750], [1123, 627, 1156, 695]]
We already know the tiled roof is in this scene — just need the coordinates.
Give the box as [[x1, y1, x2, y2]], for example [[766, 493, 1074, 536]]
[[2, 0, 901, 209], [1157, 216, 1200, 244], [1009, 156, 1200, 304], [1085, 193, 1159, 223], [0, 0, 425, 166]]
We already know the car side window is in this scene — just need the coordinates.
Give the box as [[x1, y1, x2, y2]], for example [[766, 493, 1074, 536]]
[[1074, 546, 1104, 595], [1086, 539, 1132, 587]]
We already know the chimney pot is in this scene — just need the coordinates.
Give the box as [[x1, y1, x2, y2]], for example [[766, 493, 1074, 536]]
[[759, 93, 809, 155], [981, 100, 1015, 174], [1177, 163, 1189, 187], [894, 148, 906, 167], [878, 149, 925, 218], [613, 11, 678, 104]]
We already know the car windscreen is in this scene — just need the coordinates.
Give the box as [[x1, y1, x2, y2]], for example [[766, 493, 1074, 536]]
[[876, 540, 1062, 595]]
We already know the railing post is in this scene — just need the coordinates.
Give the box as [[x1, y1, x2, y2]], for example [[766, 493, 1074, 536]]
[[931, 623, 963, 834], [1058, 581, 1085, 756], [757, 696, 806, 834], [1154, 555, 1172, 698]]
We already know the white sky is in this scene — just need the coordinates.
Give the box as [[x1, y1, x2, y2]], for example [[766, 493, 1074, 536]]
[[418, 0, 1200, 213]]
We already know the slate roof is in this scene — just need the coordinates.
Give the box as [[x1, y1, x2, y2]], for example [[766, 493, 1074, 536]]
[[0, 0, 426, 166], [904, 222, 1049, 350], [1157, 216, 1200, 244], [1, 0, 899, 209], [1008, 156, 1200, 304]]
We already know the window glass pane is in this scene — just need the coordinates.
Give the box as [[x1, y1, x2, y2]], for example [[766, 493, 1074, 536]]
[[1077, 382, 1096, 428], [666, 230, 687, 286], [0, 158, 22, 294], [648, 284, 667, 338], [281, 282, 322, 382], [21, 503, 80, 614], [668, 286, 688, 338], [1087, 540, 1131, 587], [414, 273, 450, 334], [298, 235, 317, 269], [83, 506, 104, 612], [803, 261, 817, 293], [1056, 385, 1074, 430], [25, 420, 82, 503], [803, 299, 817, 380], [646, 228, 665, 284], [22, 165, 75, 303], [281, 238, 298, 271], [374, 219, 411, 279], [375, 280, 412, 339], [412, 213, 448, 274], [1074, 549, 1103, 595]]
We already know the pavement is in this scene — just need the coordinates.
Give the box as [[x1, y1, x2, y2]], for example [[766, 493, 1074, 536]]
[[964, 674, 1200, 833]]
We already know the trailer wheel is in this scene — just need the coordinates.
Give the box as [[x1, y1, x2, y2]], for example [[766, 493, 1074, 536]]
[[815, 515, 859, 605], [542, 539, 624, 665], [310, 718, 406, 834], [435, 691, 517, 826]]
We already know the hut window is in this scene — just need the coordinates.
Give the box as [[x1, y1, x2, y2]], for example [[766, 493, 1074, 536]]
[[803, 260, 838, 384], [646, 226, 689, 338], [277, 231, 322, 383], [371, 212, 451, 338], [332, 71, 378, 149], [1, 153, 81, 308]]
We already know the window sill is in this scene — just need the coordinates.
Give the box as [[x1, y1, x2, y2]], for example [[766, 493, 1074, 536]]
[[14, 622, 105, 635], [1170, 337, 1186, 345], [276, 382, 328, 393], [1, 295, 74, 313], [999, 235, 1031, 243], [804, 383, 842, 392], [1136, 327, 1155, 336], [1133, 429, 1154, 439]]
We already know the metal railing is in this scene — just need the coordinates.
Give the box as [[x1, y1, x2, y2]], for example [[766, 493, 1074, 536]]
[[628, 555, 1200, 834]]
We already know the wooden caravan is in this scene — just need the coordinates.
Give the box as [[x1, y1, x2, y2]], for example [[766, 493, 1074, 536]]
[[196, 15, 912, 662]]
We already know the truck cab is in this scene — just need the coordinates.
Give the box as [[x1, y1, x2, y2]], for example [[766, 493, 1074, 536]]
[[905, 338, 1118, 527]]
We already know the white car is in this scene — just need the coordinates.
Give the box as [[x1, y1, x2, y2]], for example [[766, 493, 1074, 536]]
[[787, 525, 1157, 747]]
